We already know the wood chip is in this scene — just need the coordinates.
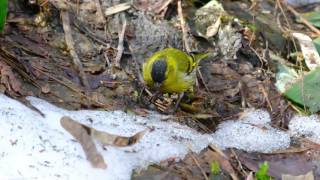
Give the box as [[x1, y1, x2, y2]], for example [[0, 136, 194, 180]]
[[105, 2, 132, 16]]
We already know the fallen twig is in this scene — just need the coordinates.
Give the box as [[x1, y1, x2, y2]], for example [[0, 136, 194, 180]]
[[94, 0, 106, 24], [230, 149, 247, 178], [259, 84, 273, 111], [197, 67, 210, 92], [177, 0, 191, 53], [276, 0, 298, 51], [285, 3, 320, 36], [155, 0, 173, 14], [190, 153, 209, 180], [114, 13, 127, 68], [189, 152, 209, 180], [61, 11, 90, 88]]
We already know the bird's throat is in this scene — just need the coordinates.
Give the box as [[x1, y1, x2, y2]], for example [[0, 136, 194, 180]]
[[151, 59, 167, 84]]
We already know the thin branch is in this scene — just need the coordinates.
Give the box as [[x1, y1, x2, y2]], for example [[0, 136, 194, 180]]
[[189, 152, 210, 180], [94, 0, 106, 24], [286, 4, 320, 36], [155, 0, 173, 14], [114, 13, 127, 68], [197, 67, 210, 92], [259, 84, 273, 111], [276, 0, 298, 51], [61, 11, 90, 88], [177, 0, 191, 53]]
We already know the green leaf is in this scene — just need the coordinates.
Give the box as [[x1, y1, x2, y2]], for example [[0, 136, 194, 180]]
[[210, 160, 220, 175], [300, 10, 320, 28], [0, 0, 8, 32], [256, 161, 271, 180], [284, 67, 320, 113]]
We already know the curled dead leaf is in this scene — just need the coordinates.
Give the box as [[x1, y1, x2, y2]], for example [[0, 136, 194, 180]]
[[292, 33, 320, 70], [0, 60, 22, 94], [60, 116, 149, 168], [93, 127, 149, 147], [61, 116, 107, 169], [206, 16, 221, 38]]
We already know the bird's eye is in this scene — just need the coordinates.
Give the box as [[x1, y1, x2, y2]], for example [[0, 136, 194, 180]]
[[151, 59, 167, 83]]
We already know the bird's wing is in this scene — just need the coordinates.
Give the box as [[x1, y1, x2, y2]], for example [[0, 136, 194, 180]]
[[163, 48, 195, 74]]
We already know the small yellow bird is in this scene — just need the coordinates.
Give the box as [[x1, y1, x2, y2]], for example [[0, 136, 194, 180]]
[[142, 48, 208, 94]]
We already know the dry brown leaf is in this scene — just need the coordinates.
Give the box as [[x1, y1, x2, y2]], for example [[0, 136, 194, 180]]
[[205, 147, 238, 180], [282, 171, 314, 180], [234, 150, 313, 179], [61, 116, 149, 168], [61, 116, 148, 146], [0, 60, 22, 93], [292, 33, 320, 70], [60, 116, 107, 169], [206, 16, 221, 38], [93, 127, 149, 147]]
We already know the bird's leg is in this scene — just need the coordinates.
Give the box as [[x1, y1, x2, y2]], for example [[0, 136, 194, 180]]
[[169, 92, 184, 114], [148, 82, 162, 103], [138, 86, 149, 104], [149, 90, 161, 103]]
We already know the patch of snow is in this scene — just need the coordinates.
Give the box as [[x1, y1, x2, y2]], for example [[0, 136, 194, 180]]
[[0, 95, 212, 180], [212, 110, 290, 152], [289, 114, 320, 143], [0, 94, 291, 180]]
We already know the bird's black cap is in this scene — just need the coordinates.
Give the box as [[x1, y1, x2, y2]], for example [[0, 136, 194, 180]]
[[151, 59, 167, 84]]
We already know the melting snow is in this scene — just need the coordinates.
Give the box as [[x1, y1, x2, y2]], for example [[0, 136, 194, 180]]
[[289, 114, 320, 143], [212, 110, 290, 152], [1, 94, 310, 180]]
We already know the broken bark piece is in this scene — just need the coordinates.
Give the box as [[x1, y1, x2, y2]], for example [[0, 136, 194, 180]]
[[60, 116, 107, 169]]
